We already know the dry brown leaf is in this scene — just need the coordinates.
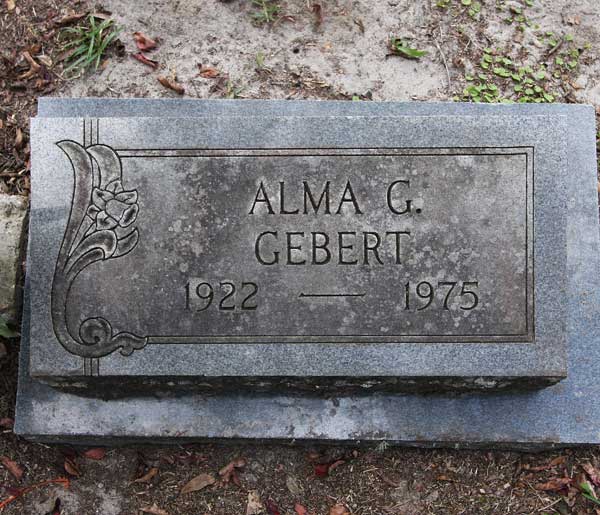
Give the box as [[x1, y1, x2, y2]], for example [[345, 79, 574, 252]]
[[219, 457, 246, 484], [132, 53, 159, 69], [54, 12, 87, 26], [180, 472, 215, 494], [157, 76, 185, 95], [1, 456, 23, 480], [6, 0, 15, 11], [37, 55, 53, 67], [530, 455, 567, 471], [550, 456, 567, 467], [14, 128, 23, 149], [198, 66, 220, 78], [140, 503, 169, 515], [246, 490, 264, 515], [63, 458, 80, 477], [133, 32, 157, 51], [583, 463, 600, 487], [18, 51, 41, 79], [535, 477, 572, 491], [329, 504, 350, 515], [91, 12, 111, 20], [0, 418, 14, 429], [353, 18, 364, 34], [294, 503, 308, 515], [306, 451, 321, 461], [311, 3, 323, 26], [133, 467, 159, 483], [82, 448, 106, 460]]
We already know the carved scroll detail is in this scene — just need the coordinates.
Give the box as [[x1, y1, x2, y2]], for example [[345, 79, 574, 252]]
[[51, 141, 147, 358]]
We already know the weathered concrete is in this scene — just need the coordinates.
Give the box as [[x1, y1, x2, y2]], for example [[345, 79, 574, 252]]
[[0, 194, 27, 323]]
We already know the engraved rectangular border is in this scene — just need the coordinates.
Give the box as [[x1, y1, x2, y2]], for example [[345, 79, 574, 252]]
[[113, 145, 535, 345]]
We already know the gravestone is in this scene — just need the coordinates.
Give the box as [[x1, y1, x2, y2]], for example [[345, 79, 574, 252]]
[[15, 99, 600, 446]]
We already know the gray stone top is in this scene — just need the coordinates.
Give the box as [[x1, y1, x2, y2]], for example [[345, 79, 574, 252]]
[[26, 101, 579, 391]]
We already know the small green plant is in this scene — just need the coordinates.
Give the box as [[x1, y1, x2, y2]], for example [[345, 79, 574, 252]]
[[61, 15, 121, 76], [468, 1, 481, 18], [375, 441, 390, 453], [389, 37, 427, 59], [581, 481, 600, 506], [224, 81, 244, 99], [0, 315, 17, 338], [251, 0, 280, 24]]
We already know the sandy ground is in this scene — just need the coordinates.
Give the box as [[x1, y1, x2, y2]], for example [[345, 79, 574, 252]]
[[62, 0, 600, 105], [3, 0, 600, 514]]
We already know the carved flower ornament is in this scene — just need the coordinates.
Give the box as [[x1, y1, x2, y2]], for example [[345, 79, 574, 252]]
[[88, 181, 139, 231], [50, 141, 147, 359]]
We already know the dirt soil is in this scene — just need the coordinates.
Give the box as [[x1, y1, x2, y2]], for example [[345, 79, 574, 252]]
[[2, 0, 600, 514]]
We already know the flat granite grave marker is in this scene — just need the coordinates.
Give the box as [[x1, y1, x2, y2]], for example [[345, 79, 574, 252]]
[[15, 100, 600, 446]]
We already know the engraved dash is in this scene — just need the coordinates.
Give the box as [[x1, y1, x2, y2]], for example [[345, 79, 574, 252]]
[[299, 292, 366, 298]]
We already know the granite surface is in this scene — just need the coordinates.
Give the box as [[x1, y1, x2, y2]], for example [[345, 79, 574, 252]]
[[15, 100, 600, 445], [27, 108, 567, 391]]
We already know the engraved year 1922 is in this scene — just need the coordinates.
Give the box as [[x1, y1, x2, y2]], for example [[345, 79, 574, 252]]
[[184, 280, 259, 312]]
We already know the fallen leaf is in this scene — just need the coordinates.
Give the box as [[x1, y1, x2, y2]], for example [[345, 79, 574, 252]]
[[132, 53, 159, 69], [306, 451, 321, 461], [133, 467, 158, 483], [0, 418, 14, 429], [246, 490, 264, 515], [180, 472, 215, 494], [37, 55, 53, 67], [0, 478, 69, 511], [63, 458, 80, 477], [133, 32, 157, 51], [6, 0, 15, 11], [530, 455, 567, 471], [18, 51, 41, 79], [583, 463, 600, 487], [535, 477, 572, 491], [140, 503, 169, 515], [314, 463, 329, 477], [265, 498, 281, 515], [315, 459, 345, 477], [1, 456, 23, 480], [294, 504, 308, 515], [54, 13, 87, 26], [219, 457, 246, 485], [311, 3, 323, 26], [198, 65, 220, 78], [353, 18, 365, 34], [82, 448, 106, 460], [90, 12, 112, 20], [157, 76, 185, 95], [14, 128, 24, 149], [329, 504, 350, 515]]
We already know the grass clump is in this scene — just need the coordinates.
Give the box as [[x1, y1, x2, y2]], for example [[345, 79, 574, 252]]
[[61, 15, 121, 77], [251, 0, 280, 24]]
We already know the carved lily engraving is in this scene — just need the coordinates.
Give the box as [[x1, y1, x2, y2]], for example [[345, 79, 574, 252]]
[[51, 141, 147, 358]]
